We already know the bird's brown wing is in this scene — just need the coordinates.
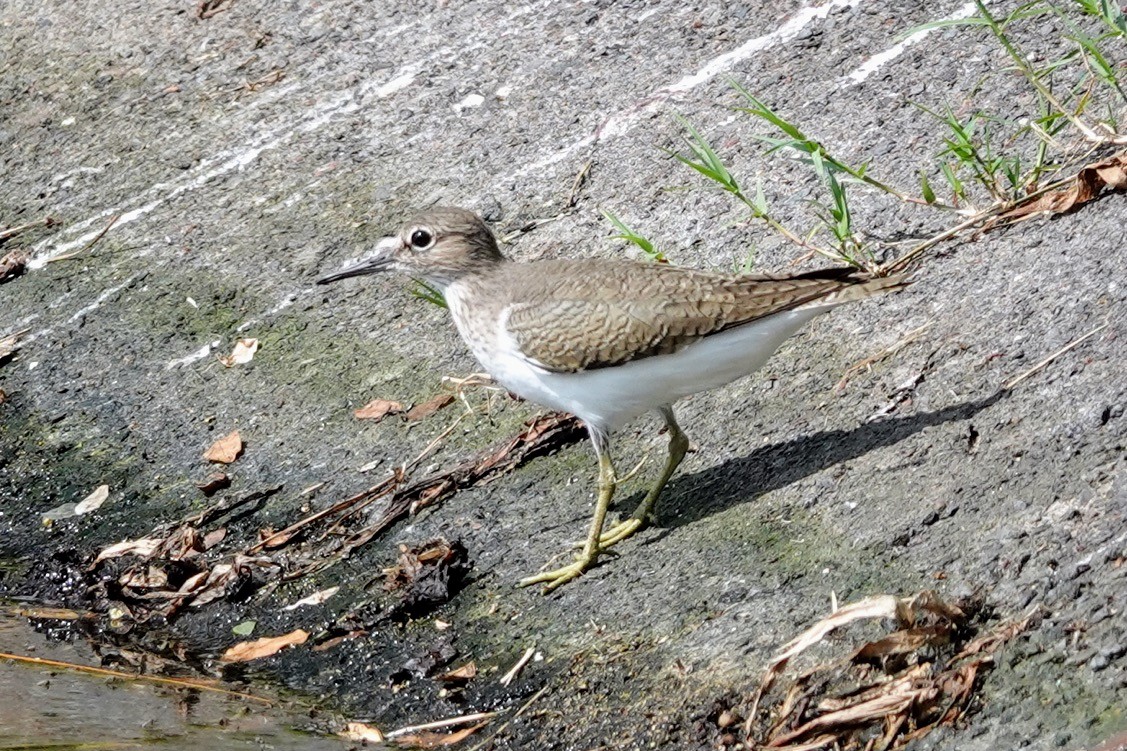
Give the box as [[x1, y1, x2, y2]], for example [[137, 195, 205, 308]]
[[502, 261, 904, 373]]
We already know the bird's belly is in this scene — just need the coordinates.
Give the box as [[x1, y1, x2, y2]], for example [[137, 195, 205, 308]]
[[484, 308, 825, 432]]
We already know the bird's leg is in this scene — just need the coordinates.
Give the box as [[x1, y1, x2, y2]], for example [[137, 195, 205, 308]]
[[519, 429, 616, 592], [599, 406, 688, 548]]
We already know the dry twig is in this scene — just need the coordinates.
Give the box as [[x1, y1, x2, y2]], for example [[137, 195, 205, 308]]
[[46, 214, 120, 263], [0, 215, 55, 242], [499, 647, 535, 687], [1003, 321, 1108, 390], [0, 651, 272, 704], [739, 591, 1033, 751]]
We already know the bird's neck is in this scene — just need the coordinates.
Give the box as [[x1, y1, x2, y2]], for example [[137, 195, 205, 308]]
[[424, 254, 509, 292]]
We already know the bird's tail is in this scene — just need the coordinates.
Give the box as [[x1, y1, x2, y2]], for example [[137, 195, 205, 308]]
[[797, 271, 911, 309]]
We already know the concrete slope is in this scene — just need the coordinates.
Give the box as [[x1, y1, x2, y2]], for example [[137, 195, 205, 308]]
[[1, 1, 1124, 748]]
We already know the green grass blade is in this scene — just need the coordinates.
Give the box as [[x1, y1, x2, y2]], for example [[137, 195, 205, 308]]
[[919, 170, 937, 204], [410, 278, 447, 308], [671, 114, 740, 194], [730, 80, 808, 141], [601, 210, 666, 262], [1073, 0, 1127, 35]]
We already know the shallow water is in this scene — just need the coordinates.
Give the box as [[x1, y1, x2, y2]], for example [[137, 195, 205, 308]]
[[0, 608, 351, 750]]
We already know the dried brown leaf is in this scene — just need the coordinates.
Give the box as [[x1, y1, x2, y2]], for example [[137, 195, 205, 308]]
[[1001, 153, 1127, 220], [221, 628, 309, 662], [196, 472, 231, 496], [770, 595, 903, 672], [340, 722, 386, 743], [384, 539, 458, 591], [95, 537, 162, 563], [201, 527, 227, 550], [75, 484, 111, 515], [258, 526, 295, 549], [354, 398, 404, 421], [217, 338, 258, 367], [204, 430, 243, 463], [157, 525, 204, 561], [910, 590, 966, 622], [815, 664, 932, 713], [283, 586, 340, 611], [177, 571, 209, 595], [186, 554, 281, 608], [383, 539, 471, 621], [764, 734, 838, 751], [769, 687, 931, 747], [770, 591, 963, 672], [187, 563, 235, 607], [852, 626, 953, 662], [954, 613, 1034, 658], [405, 394, 454, 421], [0, 251, 28, 283], [0, 330, 26, 363], [119, 566, 170, 590], [744, 592, 999, 751], [436, 661, 477, 684], [14, 606, 84, 620], [1095, 159, 1127, 188], [312, 631, 366, 652]]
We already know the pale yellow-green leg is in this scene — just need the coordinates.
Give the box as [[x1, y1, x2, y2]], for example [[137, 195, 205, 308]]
[[598, 406, 688, 548], [518, 439, 616, 592]]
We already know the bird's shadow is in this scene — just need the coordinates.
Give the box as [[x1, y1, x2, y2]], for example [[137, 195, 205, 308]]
[[621, 390, 1006, 531]]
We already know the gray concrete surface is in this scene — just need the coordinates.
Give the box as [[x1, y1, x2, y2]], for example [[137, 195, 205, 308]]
[[1, 0, 1125, 749]]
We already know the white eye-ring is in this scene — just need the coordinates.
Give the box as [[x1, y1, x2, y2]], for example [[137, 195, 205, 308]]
[[408, 227, 435, 250]]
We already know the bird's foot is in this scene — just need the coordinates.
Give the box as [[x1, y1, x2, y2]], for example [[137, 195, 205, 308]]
[[567, 514, 651, 550], [597, 516, 646, 548], [523, 514, 654, 592], [519, 549, 599, 592]]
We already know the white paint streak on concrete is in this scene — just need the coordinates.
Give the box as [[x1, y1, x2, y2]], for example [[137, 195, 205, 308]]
[[30, 0, 553, 274], [66, 278, 133, 324], [519, 0, 861, 176], [377, 70, 417, 98], [49, 165, 105, 186], [166, 341, 217, 370], [357, 20, 425, 47], [32, 57, 426, 271], [10, 313, 38, 328], [29, 200, 162, 268], [265, 294, 300, 317], [845, 1, 978, 84], [33, 89, 363, 268], [48, 293, 74, 310], [236, 292, 304, 333], [663, 0, 861, 96]]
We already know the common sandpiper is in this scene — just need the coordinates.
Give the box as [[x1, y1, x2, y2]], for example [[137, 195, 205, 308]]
[[318, 207, 906, 591]]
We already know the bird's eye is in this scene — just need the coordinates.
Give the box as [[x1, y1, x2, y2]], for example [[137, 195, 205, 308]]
[[409, 228, 434, 249]]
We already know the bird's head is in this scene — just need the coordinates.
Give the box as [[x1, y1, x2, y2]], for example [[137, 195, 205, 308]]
[[317, 206, 505, 290]]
